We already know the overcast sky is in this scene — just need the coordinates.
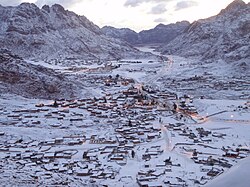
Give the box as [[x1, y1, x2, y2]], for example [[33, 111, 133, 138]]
[[1, 0, 249, 32]]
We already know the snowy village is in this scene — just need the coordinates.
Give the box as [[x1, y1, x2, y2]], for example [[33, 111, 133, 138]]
[[0, 0, 250, 186]]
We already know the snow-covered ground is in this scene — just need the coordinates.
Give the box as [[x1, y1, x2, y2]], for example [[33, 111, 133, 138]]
[[205, 156, 250, 187], [0, 46, 249, 186]]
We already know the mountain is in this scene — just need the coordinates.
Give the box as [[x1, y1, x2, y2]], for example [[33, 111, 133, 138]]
[[101, 21, 190, 45], [138, 21, 190, 45], [159, 0, 250, 62], [101, 26, 139, 45], [0, 49, 80, 99], [0, 3, 151, 61]]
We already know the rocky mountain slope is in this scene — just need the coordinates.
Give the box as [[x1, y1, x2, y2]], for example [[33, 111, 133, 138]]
[[102, 26, 139, 45], [138, 21, 190, 45], [160, 0, 250, 62], [0, 3, 149, 61], [101, 21, 190, 45], [0, 50, 80, 99]]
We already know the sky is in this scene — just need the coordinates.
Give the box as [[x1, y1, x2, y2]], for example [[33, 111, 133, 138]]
[[0, 0, 249, 32]]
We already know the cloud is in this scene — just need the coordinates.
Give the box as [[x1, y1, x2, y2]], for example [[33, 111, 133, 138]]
[[154, 18, 167, 23], [0, 0, 22, 6], [124, 0, 141, 7], [175, 1, 198, 11], [35, 0, 84, 8], [149, 3, 167, 14], [124, 0, 171, 7]]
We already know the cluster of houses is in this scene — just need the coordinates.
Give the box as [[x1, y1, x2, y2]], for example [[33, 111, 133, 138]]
[[165, 122, 250, 180], [104, 75, 135, 87], [0, 133, 120, 181], [3, 76, 202, 134], [1, 71, 249, 186], [177, 95, 198, 115], [1, 135, 86, 161], [115, 120, 161, 145], [136, 145, 196, 187], [162, 74, 250, 99]]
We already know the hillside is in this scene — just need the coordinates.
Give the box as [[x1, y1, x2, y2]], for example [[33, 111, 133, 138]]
[[0, 3, 150, 61], [102, 26, 139, 45], [0, 50, 80, 99], [159, 0, 250, 62], [101, 21, 190, 45]]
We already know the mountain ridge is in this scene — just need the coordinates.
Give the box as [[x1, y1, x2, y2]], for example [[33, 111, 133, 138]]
[[0, 3, 153, 61], [101, 21, 190, 45], [159, 0, 250, 63]]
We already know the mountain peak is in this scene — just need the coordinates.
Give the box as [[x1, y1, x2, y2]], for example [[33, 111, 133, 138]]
[[42, 5, 50, 12], [18, 2, 38, 9], [51, 4, 65, 10], [0, 3, 148, 61], [220, 0, 246, 14], [155, 23, 166, 29], [230, 0, 245, 5], [51, 4, 67, 14], [227, 0, 245, 8], [159, 0, 250, 63]]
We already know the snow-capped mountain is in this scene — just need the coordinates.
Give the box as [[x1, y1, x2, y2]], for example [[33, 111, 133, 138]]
[[0, 3, 150, 61], [101, 21, 190, 45], [0, 50, 80, 99], [138, 21, 190, 45], [101, 26, 139, 45], [160, 0, 250, 62]]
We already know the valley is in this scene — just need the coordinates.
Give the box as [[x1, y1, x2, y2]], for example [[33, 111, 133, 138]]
[[0, 46, 249, 186], [0, 0, 249, 186]]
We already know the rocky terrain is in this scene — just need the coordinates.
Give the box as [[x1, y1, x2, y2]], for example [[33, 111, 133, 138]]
[[0, 50, 80, 99], [102, 26, 139, 45], [102, 21, 190, 45], [138, 21, 190, 45], [0, 3, 150, 61], [160, 0, 250, 63]]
